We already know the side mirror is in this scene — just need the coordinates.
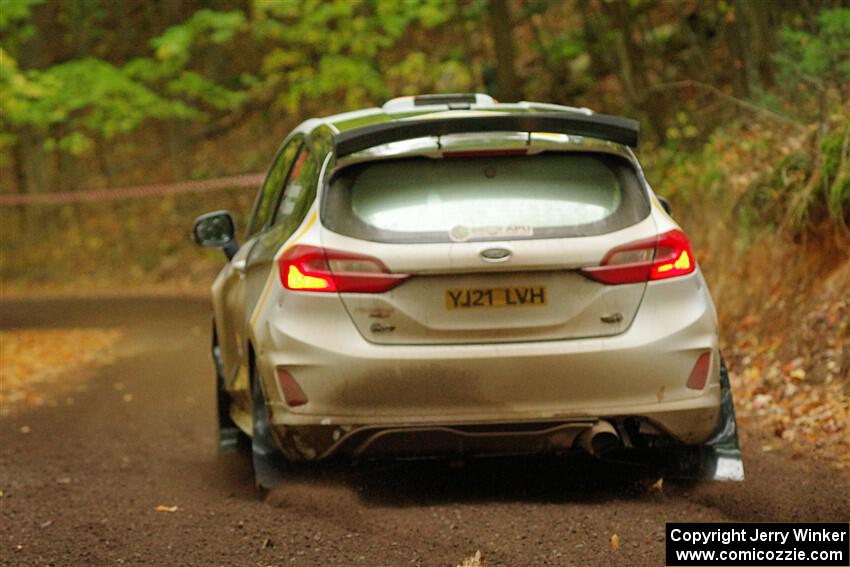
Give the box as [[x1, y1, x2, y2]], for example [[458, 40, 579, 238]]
[[193, 210, 239, 260], [657, 196, 672, 215]]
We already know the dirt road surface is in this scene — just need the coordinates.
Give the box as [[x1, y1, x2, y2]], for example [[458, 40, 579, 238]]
[[2, 297, 848, 566]]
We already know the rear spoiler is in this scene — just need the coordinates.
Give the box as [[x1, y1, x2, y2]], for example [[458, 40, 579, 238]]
[[333, 111, 639, 157]]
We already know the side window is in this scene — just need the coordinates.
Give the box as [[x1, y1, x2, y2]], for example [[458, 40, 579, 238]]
[[245, 138, 302, 238], [271, 145, 320, 237]]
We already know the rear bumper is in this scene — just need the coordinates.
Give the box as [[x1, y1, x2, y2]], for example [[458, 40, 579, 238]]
[[252, 271, 721, 459]]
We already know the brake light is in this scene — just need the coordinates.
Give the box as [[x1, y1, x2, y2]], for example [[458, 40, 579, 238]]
[[442, 149, 528, 158], [278, 245, 408, 293], [580, 229, 695, 285]]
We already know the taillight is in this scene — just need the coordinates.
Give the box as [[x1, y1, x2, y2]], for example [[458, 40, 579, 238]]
[[278, 245, 408, 293], [580, 229, 695, 285]]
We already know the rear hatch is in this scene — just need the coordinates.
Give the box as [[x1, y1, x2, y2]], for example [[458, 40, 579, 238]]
[[321, 150, 655, 345]]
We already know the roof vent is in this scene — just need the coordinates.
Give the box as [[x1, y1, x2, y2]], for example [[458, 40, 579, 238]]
[[382, 93, 496, 112]]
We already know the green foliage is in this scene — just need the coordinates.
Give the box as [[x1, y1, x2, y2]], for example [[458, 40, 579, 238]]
[[0, 48, 52, 129], [0, 55, 199, 154], [820, 125, 850, 226], [252, 0, 453, 111], [0, 0, 42, 31], [151, 9, 247, 67], [1, 0, 462, 157], [0, 5, 251, 155], [166, 70, 246, 112], [773, 9, 850, 117], [738, 116, 849, 237]]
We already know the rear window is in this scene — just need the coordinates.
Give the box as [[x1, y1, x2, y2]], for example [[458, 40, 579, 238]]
[[323, 152, 649, 243]]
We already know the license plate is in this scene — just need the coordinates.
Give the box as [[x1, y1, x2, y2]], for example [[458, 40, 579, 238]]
[[445, 286, 547, 309]]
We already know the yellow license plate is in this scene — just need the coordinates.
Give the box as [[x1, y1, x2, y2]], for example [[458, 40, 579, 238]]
[[445, 286, 547, 309]]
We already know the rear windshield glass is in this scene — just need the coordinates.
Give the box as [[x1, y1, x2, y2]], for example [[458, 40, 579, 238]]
[[323, 152, 649, 243]]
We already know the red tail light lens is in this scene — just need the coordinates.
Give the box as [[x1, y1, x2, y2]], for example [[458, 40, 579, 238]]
[[278, 245, 408, 293], [580, 229, 695, 285]]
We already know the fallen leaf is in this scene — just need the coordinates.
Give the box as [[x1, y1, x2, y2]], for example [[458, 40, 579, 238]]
[[457, 550, 483, 567], [650, 478, 664, 493], [155, 504, 178, 513], [610, 534, 621, 550]]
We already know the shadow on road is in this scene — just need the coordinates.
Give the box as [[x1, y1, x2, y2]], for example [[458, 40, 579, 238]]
[[207, 443, 850, 524], [210, 448, 663, 506]]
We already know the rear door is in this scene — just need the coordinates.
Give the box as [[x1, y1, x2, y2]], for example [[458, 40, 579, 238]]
[[321, 151, 655, 345]]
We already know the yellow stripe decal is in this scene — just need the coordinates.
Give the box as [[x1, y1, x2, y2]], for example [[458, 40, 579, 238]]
[[248, 211, 318, 329], [290, 210, 318, 245]]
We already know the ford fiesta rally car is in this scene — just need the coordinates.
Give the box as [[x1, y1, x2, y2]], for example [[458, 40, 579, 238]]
[[194, 93, 744, 487]]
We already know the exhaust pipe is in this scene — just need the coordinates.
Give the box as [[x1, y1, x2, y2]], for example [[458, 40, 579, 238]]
[[576, 420, 621, 456]]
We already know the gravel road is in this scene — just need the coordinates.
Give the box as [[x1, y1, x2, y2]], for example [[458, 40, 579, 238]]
[[1, 297, 848, 566]]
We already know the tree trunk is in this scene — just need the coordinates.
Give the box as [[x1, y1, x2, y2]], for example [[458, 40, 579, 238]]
[[733, 0, 761, 96], [487, 0, 521, 101], [603, 1, 665, 142], [577, 0, 609, 83]]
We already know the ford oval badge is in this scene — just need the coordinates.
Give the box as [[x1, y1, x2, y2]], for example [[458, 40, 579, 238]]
[[480, 248, 511, 262]]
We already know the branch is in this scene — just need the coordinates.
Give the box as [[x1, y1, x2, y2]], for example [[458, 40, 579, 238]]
[[650, 80, 807, 130]]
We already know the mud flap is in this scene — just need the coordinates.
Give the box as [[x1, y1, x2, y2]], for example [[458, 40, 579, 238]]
[[600, 358, 744, 481], [213, 332, 242, 452], [688, 357, 745, 481], [250, 367, 288, 491], [251, 419, 288, 490], [644, 358, 744, 481]]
